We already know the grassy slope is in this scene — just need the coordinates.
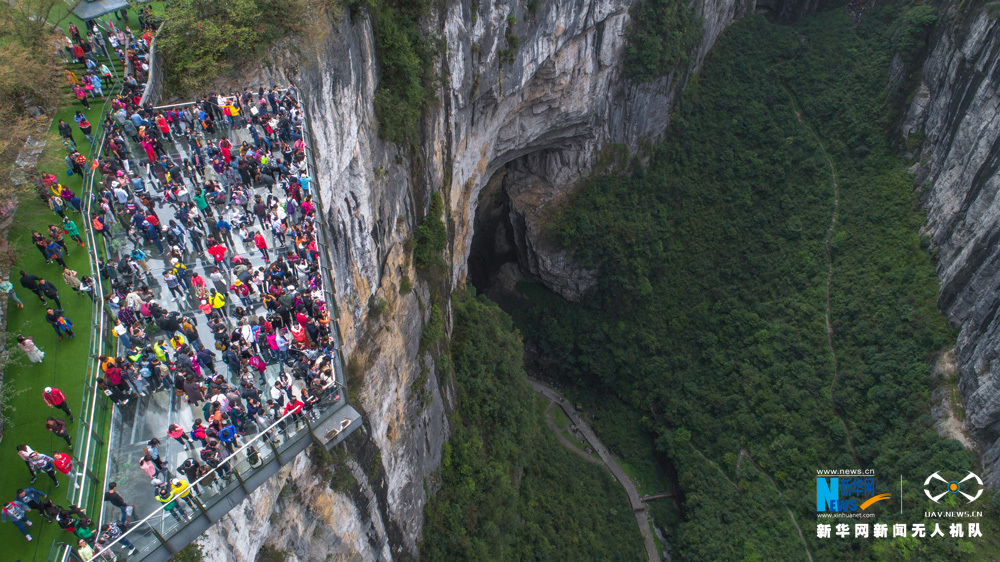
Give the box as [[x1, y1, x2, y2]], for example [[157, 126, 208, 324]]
[[0, 4, 162, 558]]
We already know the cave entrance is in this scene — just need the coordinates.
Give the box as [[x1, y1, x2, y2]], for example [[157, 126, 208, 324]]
[[468, 168, 519, 297], [468, 148, 596, 303]]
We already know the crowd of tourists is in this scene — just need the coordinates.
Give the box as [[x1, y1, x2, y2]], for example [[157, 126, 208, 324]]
[[85, 82, 343, 555], [6, 7, 346, 559]]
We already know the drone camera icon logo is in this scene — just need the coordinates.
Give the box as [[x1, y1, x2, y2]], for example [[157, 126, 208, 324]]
[[923, 471, 983, 504]]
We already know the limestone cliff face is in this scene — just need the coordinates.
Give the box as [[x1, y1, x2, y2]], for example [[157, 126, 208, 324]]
[[201, 438, 392, 562], [902, 7, 1000, 486], [440, 0, 755, 299], [196, 0, 764, 559]]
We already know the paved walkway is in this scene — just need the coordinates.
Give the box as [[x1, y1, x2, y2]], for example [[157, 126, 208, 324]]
[[529, 379, 660, 562], [98, 114, 338, 537], [542, 403, 602, 466]]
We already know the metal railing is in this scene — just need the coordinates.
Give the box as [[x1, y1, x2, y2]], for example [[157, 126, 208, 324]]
[[299, 107, 351, 384], [89, 397, 353, 560], [47, 24, 156, 562]]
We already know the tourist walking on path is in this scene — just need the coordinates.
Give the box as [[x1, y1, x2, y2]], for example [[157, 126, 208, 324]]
[[43, 386, 75, 422], [17, 335, 44, 362], [62, 216, 84, 247], [58, 119, 76, 145], [45, 308, 75, 340], [254, 231, 269, 261], [170, 478, 196, 509], [2, 500, 34, 541], [63, 268, 83, 294], [20, 270, 45, 303], [100, 520, 136, 555], [73, 84, 91, 110], [168, 423, 195, 448], [46, 417, 73, 448], [74, 111, 95, 145], [156, 485, 189, 523], [16, 488, 50, 518], [28, 451, 60, 486], [104, 482, 134, 523], [17, 445, 38, 481], [1, 275, 24, 308], [46, 239, 68, 268], [77, 539, 94, 561], [38, 278, 62, 309]]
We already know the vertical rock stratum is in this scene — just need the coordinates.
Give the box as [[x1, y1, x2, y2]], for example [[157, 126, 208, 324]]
[[902, 5, 1000, 487]]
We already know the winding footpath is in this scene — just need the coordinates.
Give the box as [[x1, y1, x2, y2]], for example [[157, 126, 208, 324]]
[[529, 379, 660, 562], [786, 94, 861, 468], [738, 447, 815, 562]]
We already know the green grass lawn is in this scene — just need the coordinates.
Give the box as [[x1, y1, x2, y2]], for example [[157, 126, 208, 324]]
[[550, 403, 569, 429], [0, 4, 163, 559]]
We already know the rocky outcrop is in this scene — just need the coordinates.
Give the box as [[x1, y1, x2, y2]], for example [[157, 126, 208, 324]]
[[200, 433, 394, 561], [195, 0, 786, 558], [902, 6, 1000, 484]]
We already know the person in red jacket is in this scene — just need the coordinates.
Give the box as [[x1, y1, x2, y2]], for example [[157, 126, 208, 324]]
[[207, 241, 227, 269], [155, 114, 173, 142], [253, 231, 269, 262], [104, 365, 132, 402], [282, 395, 304, 427], [43, 387, 74, 422]]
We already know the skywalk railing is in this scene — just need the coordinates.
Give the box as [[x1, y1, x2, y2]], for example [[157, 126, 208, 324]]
[[47, 26, 168, 561], [88, 397, 355, 561], [41, 24, 141, 560]]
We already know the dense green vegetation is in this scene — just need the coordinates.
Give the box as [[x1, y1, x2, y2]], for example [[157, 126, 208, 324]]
[[421, 289, 642, 561], [159, 0, 305, 94], [348, 0, 436, 145], [625, 0, 701, 81], [413, 192, 447, 274], [508, 8, 1000, 560]]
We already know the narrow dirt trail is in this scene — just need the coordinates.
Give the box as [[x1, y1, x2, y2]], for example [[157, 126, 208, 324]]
[[691, 445, 740, 492], [786, 93, 861, 468], [529, 379, 661, 562], [543, 403, 603, 466], [739, 448, 815, 562]]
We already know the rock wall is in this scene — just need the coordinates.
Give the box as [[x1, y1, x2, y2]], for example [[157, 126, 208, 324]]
[[439, 0, 756, 299], [195, 0, 776, 558], [201, 434, 391, 562], [902, 6, 1000, 486]]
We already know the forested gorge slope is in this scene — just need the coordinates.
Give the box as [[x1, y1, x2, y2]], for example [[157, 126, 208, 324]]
[[420, 290, 643, 560], [508, 9, 1000, 560]]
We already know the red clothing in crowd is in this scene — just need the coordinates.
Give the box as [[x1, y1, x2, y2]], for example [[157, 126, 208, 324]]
[[207, 244, 227, 262], [43, 387, 67, 406], [283, 399, 304, 416]]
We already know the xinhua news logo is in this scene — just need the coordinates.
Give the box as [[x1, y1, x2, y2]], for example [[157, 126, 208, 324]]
[[817, 474, 890, 515]]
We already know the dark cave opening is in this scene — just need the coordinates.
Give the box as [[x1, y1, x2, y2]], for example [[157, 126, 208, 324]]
[[468, 169, 520, 297]]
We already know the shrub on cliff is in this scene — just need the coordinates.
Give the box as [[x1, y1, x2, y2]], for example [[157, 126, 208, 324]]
[[352, 0, 436, 146], [625, 0, 702, 82], [413, 192, 447, 273], [159, 0, 305, 94]]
